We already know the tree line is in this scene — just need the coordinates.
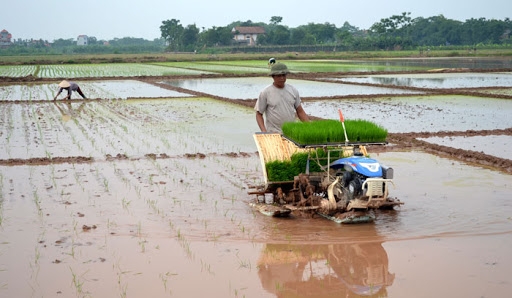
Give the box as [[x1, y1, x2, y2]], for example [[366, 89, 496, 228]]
[[161, 14, 512, 52], [1, 13, 510, 56], [0, 37, 166, 56]]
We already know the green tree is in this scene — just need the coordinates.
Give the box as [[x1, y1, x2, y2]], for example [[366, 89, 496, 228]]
[[160, 19, 184, 51], [52, 38, 75, 47], [199, 26, 232, 47], [408, 15, 462, 46], [370, 12, 412, 34], [290, 27, 306, 44], [88, 36, 98, 45], [270, 16, 283, 25], [301, 22, 337, 43], [335, 30, 354, 47], [182, 24, 199, 50], [269, 25, 290, 45]]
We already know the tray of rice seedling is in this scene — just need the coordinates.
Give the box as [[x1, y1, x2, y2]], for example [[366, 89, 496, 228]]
[[281, 119, 388, 148]]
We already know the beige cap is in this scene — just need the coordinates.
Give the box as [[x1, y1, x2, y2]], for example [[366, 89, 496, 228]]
[[58, 80, 71, 88]]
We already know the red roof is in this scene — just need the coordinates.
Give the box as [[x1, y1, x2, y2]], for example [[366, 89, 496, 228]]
[[233, 26, 265, 34]]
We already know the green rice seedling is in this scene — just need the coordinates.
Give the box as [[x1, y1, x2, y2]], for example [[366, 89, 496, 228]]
[[159, 271, 176, 293], [32, 191, 43, 217], [138, 239, 146, 253], [275, 281, 283, 292], [265, 148, 343, 181], [265, 160, 297, 182], [103, 178, 110, 192], [282, 119, 387, 145], [34, 246, 41, 265], [70, 268, 85, 296], [137, 221, 142, 237], [236, 253, 252, 270], [121, 197, 131, 210]]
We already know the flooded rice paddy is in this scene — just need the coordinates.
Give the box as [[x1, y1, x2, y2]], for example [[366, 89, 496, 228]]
[[0, 80, 192, 101], [334, 72, 512, 89], [304, 95, 512, 133], [162, 77, 423, 100], [0, 59, 511, 297]]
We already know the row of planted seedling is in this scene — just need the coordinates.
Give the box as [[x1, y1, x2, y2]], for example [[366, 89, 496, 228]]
[[0, 65, 37, 77], [36, 63, 187, 78]]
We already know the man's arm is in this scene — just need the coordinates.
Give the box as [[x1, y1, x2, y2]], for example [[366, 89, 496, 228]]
[[53, 87, 63, 100], [296, 105, 310, 122], [256, 112, 267, 132]]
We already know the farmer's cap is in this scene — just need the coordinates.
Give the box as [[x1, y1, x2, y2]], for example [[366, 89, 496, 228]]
[[269, 63, 290, 76], [58, 80, 71, 88]]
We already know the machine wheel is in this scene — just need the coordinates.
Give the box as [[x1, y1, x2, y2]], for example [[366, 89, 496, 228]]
[[348, 178, 362, 200], [341, 171, 352, 187], [341, 186, 351, 205]]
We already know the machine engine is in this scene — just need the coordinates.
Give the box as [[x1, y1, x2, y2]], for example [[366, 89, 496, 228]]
[[330, 152, 394, 209]]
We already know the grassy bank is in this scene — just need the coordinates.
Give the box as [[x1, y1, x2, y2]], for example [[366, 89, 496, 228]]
[[1, 48, 512, 65]]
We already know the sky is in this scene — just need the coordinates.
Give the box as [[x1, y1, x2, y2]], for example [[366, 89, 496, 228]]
[[3, 0, 511, 41]]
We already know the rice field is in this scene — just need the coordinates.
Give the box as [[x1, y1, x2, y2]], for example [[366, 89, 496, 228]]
[[0, 59, 445, 79], [0, 80, 193, 101], [0, 58, 511, 298], [0, 65, 37, 77]]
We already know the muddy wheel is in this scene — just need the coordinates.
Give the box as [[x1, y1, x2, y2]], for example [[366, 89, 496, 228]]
[[348, 178, 362, 200], [341, 186, 351, 205], [342, 171, 352, 187]]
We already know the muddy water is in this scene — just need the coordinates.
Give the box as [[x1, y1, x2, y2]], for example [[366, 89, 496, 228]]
[[304, 95, 512, 133], [1, 69, 512, 297], [357, 57, 512, 69], [1, 149, 511, 297], [335, 72, 512, 89], [0, 80, 192, 101], [419, 135, 512, 160], [161, 77, 422, 100]]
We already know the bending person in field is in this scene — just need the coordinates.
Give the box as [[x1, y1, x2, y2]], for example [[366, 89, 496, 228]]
[[255, 62, 309, 133], [54, 80, 87, 100]]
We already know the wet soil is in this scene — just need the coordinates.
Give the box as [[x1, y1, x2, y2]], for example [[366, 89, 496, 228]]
[[0, 68, 511, 297]]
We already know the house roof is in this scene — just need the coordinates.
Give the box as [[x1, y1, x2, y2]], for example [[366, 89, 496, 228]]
[[232, 26, 265, 34]]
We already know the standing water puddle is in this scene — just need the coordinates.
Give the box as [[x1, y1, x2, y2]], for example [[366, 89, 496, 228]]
[[161, 77, 423, 99], [0, 80, 192, 101], [333, 72, 512, 88], [419, 135, 512, 160], [304, 95, 512, 133], [1, 60, 512, 297]]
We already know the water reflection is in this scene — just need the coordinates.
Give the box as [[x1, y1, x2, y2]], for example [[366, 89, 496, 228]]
[[161, 77, 419, 100], [53, 101, 86, 122], [358, 57, 512, 69], [257, 241, 394, 297], [338, 73, 512, 89]]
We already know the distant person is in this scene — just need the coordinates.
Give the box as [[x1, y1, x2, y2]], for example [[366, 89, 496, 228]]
[[268, 57, 276, 67], [53, 80, 87, 100], [255, 62, 309, 133]]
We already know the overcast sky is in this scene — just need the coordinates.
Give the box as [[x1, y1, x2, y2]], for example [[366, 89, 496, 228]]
[[4, 0, 511, 41]]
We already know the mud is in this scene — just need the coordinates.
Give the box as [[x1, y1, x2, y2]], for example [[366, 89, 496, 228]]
[[0, 67, 511, 297]]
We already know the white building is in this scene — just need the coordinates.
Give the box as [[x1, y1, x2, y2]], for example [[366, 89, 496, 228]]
[[0, 29, 12, 47], [232, 26, 265, 46], [77, 35, 88, 46]]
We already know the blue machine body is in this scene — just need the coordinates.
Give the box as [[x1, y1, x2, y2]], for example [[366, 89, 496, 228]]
[[330, 156, 383, 178]]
